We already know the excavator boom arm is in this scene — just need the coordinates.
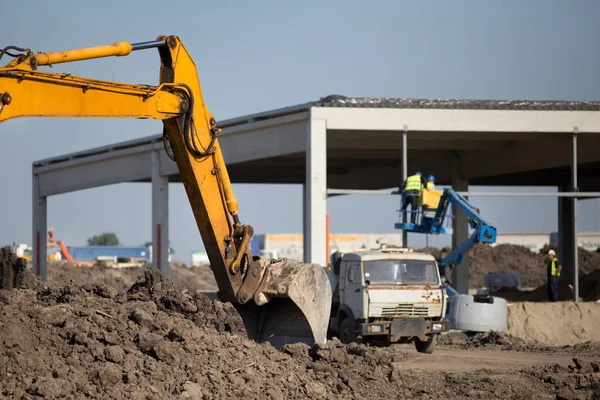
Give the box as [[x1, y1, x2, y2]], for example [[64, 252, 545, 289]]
[[0, 71, 187, 121], [0, 36, 332, 347]]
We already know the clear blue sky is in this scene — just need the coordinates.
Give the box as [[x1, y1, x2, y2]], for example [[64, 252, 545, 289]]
[[1, 0, 599, 263]]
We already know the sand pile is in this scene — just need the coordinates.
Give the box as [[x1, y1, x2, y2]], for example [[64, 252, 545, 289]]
[[505, 302, 600, 346]]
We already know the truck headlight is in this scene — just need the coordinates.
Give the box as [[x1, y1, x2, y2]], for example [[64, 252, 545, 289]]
[[432, 323, 442, 331], [370, 325, 382, 333]]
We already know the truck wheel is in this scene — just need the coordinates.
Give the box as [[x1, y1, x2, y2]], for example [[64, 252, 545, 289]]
[[415, 334, 436, 354], [339, 317, 357, 344]]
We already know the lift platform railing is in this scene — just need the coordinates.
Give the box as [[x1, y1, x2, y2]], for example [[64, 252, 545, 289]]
[[394, 207, 454, 234]]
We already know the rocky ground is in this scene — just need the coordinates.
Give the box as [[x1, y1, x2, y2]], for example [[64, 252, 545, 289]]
[[1, 247, 600, 399]]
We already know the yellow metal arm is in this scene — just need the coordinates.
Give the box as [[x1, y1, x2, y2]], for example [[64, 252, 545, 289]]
[[0, 36, 332, 347], [0, 71, 187, 122], [0, 37, 244, 301]]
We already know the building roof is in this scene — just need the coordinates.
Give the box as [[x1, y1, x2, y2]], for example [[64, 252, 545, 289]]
[[313, 95, 600, 111], [31, 93, 600, 198]]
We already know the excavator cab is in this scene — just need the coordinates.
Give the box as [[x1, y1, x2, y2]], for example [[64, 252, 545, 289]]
[[0, 36, 331, 347]]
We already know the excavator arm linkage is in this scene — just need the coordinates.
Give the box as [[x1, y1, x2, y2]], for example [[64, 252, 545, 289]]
[[0, 36, 331, 347]]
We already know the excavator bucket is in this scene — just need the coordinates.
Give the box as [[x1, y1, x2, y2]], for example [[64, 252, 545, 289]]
[[234, 258, 332, 349]]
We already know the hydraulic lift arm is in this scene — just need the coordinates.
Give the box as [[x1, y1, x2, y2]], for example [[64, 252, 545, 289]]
[[0, 36, 331, 347], [395, 187, 496, 279], [433, 188, 497, 269]]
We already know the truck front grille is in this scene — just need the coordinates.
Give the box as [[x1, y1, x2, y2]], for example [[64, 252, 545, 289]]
[[380, 303, 440, 317]]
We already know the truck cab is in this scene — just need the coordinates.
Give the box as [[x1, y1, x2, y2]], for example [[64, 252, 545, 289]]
[[327, 241, 448, 353]]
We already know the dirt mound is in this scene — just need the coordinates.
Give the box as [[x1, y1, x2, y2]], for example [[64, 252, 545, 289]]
[[492, 268, 600, 302], [418, 243, 600, 290], [468, 243, 600, 289], [0, 268, 416, 399], [469, 243, 545, 288], [2, 247, 599, 399], [46, 261, 218, 294]]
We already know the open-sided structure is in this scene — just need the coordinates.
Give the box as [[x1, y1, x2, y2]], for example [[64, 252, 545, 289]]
[[32, 96, 600, 297]]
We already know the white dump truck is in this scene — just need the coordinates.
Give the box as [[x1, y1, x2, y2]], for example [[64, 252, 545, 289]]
[[326, 241, 448, 353]]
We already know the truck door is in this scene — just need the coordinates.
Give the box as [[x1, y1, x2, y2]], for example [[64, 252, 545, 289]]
[[343, 261, 365, 318]]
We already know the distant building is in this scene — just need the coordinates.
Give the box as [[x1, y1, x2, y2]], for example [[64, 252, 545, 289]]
[[66, 246, 151, 263], [252, 233, 405, 262], [190, 250, 210, 267], [248, 232, 600, 261], [187, 231, 600, 268], [491, 233, 550, 253]]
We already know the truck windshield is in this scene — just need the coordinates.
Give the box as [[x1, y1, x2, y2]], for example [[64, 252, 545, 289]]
[[363, 260, 439, 285]]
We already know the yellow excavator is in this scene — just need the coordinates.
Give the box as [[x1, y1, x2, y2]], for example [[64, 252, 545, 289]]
[[0, 36, 332, 347]]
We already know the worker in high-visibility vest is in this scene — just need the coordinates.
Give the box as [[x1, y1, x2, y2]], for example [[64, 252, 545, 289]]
[[400, 171, 426, 224], [546, 249, 562, 302], [426, 175, 436, 190]]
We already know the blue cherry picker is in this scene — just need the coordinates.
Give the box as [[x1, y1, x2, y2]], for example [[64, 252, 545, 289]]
[[395, 187, 497, 281]]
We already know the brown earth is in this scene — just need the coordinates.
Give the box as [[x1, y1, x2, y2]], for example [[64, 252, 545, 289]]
[[419, 243, 600, 295], [505, 302, 600, 346], [439, 330, 600, 356], [491, 269, 600, 302], [1, 247, 600, 399], [42, 243, 600, 301], [46, 261, 218, 294]]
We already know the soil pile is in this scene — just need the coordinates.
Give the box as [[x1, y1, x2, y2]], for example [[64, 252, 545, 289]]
[[1, 248, 598, 399], [419, 243, 600, 290], [468, 244, 544, 288], [492, 268, 600, 302], [46, 261, 218, 294], [0, 268, 417, 399]]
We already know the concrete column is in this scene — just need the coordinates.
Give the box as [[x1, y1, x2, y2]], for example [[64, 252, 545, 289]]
[[32, 173, 47, 281], [302, 183, 307, 262], [558, 186, 576, 298], [304, 117, 327, 266], [401, 125, 408, 248], [151, 151, 169, 276], [451, 160, 469, 294]]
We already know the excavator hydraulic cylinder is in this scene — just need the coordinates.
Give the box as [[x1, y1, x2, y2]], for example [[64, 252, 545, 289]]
[[34, 39, 167, 67]]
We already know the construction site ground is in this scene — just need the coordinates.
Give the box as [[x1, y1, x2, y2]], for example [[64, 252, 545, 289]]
[[1, 244, 599, 399]]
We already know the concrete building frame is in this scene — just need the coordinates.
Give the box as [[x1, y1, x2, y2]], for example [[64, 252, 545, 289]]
[[30, 96, 600, 300]]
